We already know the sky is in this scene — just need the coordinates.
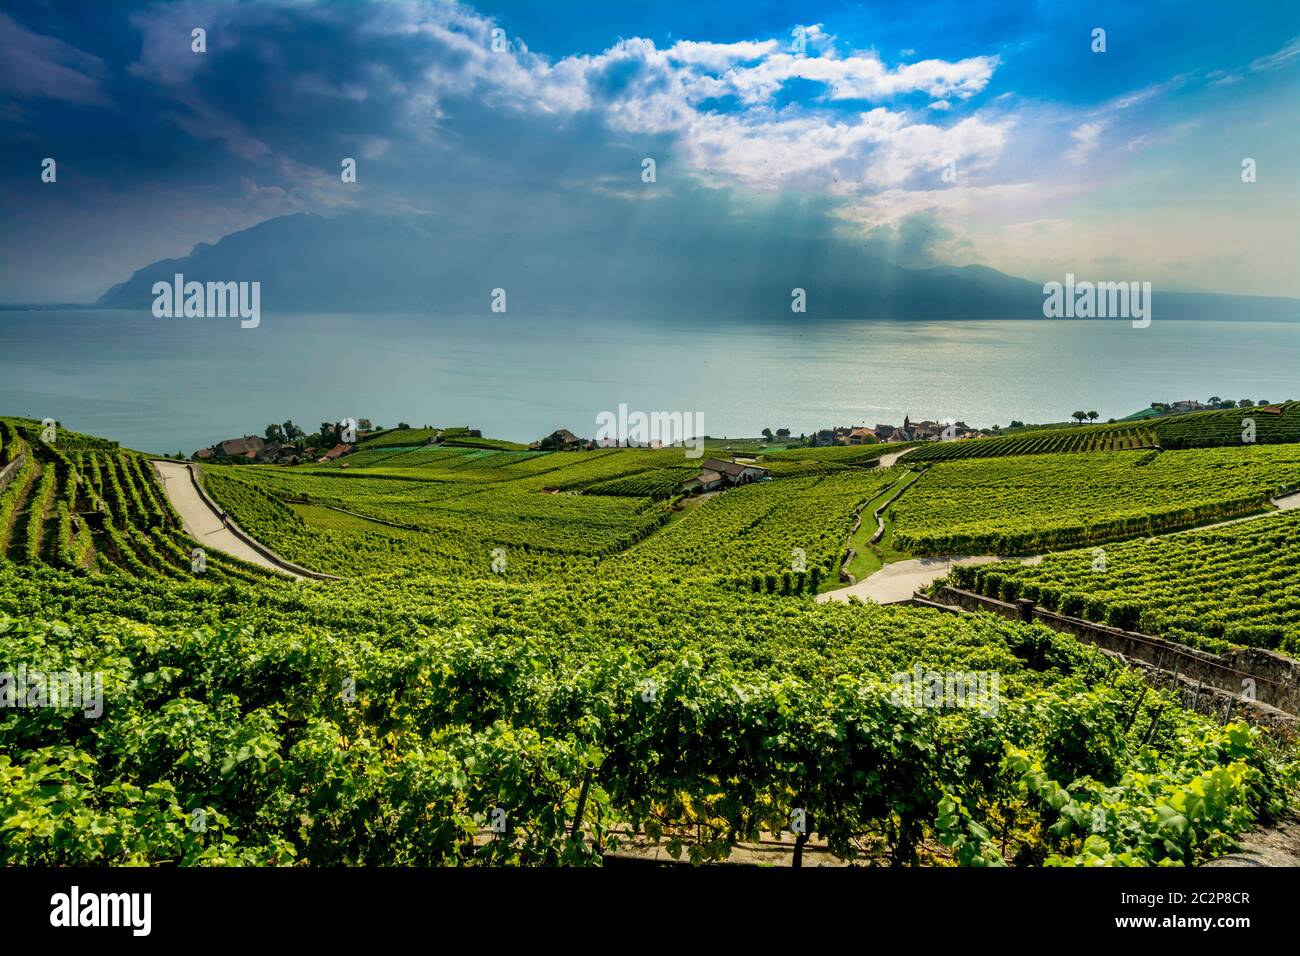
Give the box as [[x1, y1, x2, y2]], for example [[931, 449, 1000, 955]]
[[1, 0, 1298, 304]]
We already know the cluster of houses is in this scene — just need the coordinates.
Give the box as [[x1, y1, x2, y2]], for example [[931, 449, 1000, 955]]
[[812, 416, 980, 446], [192, 434, 354, 465], [678, 457, 770, 495], [192, 422, 484, 466]]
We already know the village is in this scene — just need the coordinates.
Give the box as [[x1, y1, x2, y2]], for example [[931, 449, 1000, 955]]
[[187, 414, 983, 468]]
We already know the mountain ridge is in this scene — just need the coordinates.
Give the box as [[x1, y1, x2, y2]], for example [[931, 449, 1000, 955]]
[[92, 212, 1300, 320]]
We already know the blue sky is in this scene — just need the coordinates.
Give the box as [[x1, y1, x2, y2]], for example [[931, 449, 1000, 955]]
[[1, 0, 1297, 302]]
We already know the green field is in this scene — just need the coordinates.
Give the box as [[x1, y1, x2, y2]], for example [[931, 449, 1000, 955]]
[[1, 413, 1296, 867]]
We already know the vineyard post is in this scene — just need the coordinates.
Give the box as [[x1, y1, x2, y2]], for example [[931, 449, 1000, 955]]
[[1140, 706, 1164, 745], [570, 762, 595, 845], [1106, 653, 1127, 684], [1123, 686, 1148, 732]]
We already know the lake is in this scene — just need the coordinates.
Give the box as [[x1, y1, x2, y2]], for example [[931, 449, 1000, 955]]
[[2, 310, 1298, 454]]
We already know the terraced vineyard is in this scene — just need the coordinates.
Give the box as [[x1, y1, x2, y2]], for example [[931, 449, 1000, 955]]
[[952, 508, 1300, 655], [2, 416, 1297, 868], [906, 422, 1155, 461], [904, 402, 1300, 462], [0, 418, 281, 585], [1152, 401, 1300, 449], [203, 466, 667, 579], [603, 468, 901, 590], [891, 446, 1300, 555]]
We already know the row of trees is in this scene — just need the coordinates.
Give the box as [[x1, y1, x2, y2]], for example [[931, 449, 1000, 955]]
[[263, 420, 309, 444], [1151, 398, 1273, 414], [1205, 397, 1270, 409], [263, 418, 387, 448]]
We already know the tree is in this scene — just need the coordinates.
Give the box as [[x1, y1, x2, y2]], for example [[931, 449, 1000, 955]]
[[1072, 411, 1087, 424], [761, 428, 774, 440], [1009, 420, 1024, 429], [1257, 399, 1269, 407], [1238, 399, 1253, 408], [1208, 396, 1221, 406], [776, 427, 791, 438], [264, 423, 286, 443], [397, 422, 411, 430], [1087, 410, 1099, 423], [320, 422, 338, 446], [282, 420, 305, 442]]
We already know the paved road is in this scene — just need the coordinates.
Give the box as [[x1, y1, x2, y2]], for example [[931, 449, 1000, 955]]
[[874, 446, 918, 468], [152, 460, 306, 580], [817, 555, 1011, 605]]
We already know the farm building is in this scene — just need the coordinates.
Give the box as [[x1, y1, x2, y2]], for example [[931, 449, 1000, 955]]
[[678, 469, 724, 494], [701, 457, 770, 485]]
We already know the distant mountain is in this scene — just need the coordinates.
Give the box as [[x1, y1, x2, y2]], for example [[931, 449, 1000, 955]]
[[96, 212, 1300, 320]]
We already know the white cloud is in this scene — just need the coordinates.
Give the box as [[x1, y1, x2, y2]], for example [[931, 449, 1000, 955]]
[[1067, 121, 1103, 163], [122, 1, 1012, 246]]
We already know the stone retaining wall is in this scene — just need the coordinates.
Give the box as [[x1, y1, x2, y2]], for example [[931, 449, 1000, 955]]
[[926, 585, 1299, 722], [0, 452, 27, 495]]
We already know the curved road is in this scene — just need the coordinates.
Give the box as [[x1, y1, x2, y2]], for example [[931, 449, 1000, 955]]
[[819, 489, 1300, 606], [152, 460, 307, 580], [874, 446, 918, 468]]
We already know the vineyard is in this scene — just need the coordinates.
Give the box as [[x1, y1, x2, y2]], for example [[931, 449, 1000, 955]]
[[903, 401, 1300, 461], [1, 562, 1290, 866], [1152, 401, 1300, 449], [951, 509, 1300, 655], [906, 422, 1156, 461], [0, 419, 281, 585], [602, 468, 900, 590], [2, 416, 1298, 867], [891, 446, 1300, 555]]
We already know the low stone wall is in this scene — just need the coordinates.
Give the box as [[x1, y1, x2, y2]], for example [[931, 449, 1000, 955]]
[[0, 451, 27, 495], [870, 473, 920, 545], [929, 585, 1300, 720]]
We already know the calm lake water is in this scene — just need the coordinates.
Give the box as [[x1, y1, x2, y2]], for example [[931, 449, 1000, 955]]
[[2, 310, 1298, 454]]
